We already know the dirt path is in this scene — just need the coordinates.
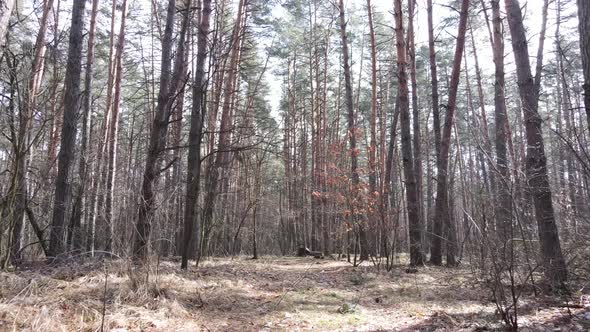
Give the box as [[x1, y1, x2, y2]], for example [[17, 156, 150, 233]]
[[0, 257, 587, 331]]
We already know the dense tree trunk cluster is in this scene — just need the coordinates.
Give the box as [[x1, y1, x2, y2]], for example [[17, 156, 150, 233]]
[[0, 0, 587, 291]]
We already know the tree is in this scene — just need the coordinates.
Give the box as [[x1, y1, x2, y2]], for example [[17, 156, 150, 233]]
[[88, 0, 120, 254], [104, 0, 129, 253], [426, 0, 441, 259], [134, 0, 192, 261], [578, 0, 590, 132], [393, 0, 423, 266], [367, 0, 377, 207], [68, 0, 101, 252], [407, 0, 423, 242], [48, 0, 86, 257], [200, 0, 247, 261], [504, 0, 567, 286], [491, 0, 511, 244], [182, 0, 212, 269], [430, 0, 469, 267], [338, 0, 368, 261]]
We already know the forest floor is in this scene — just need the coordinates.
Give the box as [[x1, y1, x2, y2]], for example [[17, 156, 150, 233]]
[[0, 256, 588, 331]]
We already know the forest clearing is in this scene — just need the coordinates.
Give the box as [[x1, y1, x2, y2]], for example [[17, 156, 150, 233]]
[[0, 256, 589, 331]]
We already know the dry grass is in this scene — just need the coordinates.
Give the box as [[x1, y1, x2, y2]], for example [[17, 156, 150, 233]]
[[0, 256, 588, 331]]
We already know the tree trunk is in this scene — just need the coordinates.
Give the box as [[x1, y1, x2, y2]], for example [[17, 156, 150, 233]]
[[4, 0, 55, 265], [408, 0, 425, 259], [197, 0, 244, 264], [134, 0, 191, 260], [491, 0, 511, 245], [46, 0, 61, 177], [426, 0, 441, 260], [68, 0, 100, 252], [338, 0, 368, 261], [393, 0, 424, 266], [180, 0, 210, 267], [88, 0, 119, 254], [367, 0, 377, 200], [427, 0, 441, 164], [104, 0, 128, 254], [578, 0, 590, 133], [504, 0, 568, 286], [430, 0, 469, 267], [48, 0, 86, 258]]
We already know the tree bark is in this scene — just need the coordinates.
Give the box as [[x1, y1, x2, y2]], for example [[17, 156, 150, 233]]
[[430, 0, 469, 267], [427, 0, 441, 164], [134, 0, 192, 260], [200, 0, 246, 262], [48, 0, 86, 257], [134, 0, 175, 259], [367, 0, 377, 199], [504, 0, 567, 285], [105, 0, 128, 253], [181, 0, 212, 269], [491, 0, 511, 245], [88, 0, 119, 254], [68, 0, 100, 252], [578, 0, 590, 133], [408, 0, 424, 258], [393, 0, 424, 266], [338, 0, 368, 261]]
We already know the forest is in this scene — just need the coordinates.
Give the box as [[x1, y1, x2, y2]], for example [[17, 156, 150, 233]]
[[0, 0, 589, 330]]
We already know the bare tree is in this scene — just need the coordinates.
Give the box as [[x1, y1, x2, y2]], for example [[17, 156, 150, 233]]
[[430, 0, 470, 267], [393, 0, 424, 266], [181, 0, 211, 269], [504, 0, 567, 286], [578, 0, 590, 132], [68, 0, 101, 252], [48, 0, 86, 257], [338, 0, 369, 261], [134, 0, 192, 260], [491, 0, 511, 244]]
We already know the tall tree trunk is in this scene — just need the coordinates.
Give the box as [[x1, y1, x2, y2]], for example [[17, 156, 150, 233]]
[[393, 0, 423, 266], [181, 0, 212, 269], [491, 0, 511, 245], [105, 0, 128, 253], [407, 0, 424, 256], [533, 0, 550, 95], [338, 0, 368, 261], [134, 0, 191, 260], [88, 0, 119, 254], [427, 0, 441, 260], [367, 0, 377, 200], [6, 0, 55, 265], [427, 0, 441, 164], [504, 0, 567, 286], [68, 0, 100, 252], [366, 0, 378, 258], [48, 0, 86, 257], [171, 8, 191, 255], [5, 55, 26, 266], [430, 0, 469, 267], [46, 0, 61, 177], [200, 0, 246, 262], [578, 0, 590, 133]]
